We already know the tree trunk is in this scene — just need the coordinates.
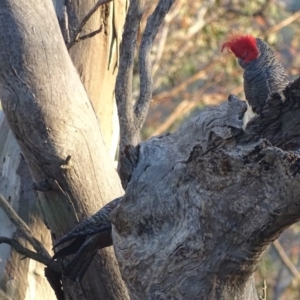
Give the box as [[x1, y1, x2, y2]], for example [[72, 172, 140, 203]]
[[111, 84, 300, 299], [0, 1, 128, 299], [55, 0, 127, 158]]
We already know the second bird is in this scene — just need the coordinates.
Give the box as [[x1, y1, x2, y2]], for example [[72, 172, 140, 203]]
[[222, 34, 289, 116]]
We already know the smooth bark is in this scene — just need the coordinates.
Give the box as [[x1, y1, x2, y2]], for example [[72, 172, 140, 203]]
[[0, 1, 127, 299], [62, 0, 127, 158]]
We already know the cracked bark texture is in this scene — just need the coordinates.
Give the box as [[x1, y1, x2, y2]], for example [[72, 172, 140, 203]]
[[111, 80, 300, 299], [0, 0, 128, 299]]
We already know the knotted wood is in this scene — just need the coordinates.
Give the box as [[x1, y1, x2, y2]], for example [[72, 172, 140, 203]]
[[111, 81, 300, 299]]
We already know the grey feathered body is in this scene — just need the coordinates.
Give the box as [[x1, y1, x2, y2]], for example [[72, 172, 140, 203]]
[[239, 38, 289, 114]]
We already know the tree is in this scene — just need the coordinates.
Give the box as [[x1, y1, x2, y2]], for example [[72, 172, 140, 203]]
[[1, 0, 300, 300], [0, 0, 127, 299], [112, 86, 300, 299]]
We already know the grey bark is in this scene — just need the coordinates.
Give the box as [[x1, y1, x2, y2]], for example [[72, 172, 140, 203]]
[[111, 81, 300, 299], [0, 0, 126, 298], [0, 1, 128, 299], [116, 0, 175, 186], [1, 0, 299, 299]]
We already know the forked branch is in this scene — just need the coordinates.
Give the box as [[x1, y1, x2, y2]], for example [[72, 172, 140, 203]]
[[67, 0, 112, 49], [116, 0, 175, 160], [0, 193, 60, 271]]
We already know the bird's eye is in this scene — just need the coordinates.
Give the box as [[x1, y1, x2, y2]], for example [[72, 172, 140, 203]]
[[242, 52, 248, 58]]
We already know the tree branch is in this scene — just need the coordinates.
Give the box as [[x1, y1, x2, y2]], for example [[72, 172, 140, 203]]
[[116, 0, 176, 160], [151, 0, 183, 76], [134, 0, 175, 127], [259, 280, 267, 300], [115, 0, 145, 152], [152, 57, 223, 102], [264, 10, 300, 36], [67, 0, 112, 49], [273, 240, 300, 279], [0, 1, 127, 299], [76, 27, 103, 42], [0, 192, 51, 259], [0, 237, 60, 271], [0, 193, 63, 295]]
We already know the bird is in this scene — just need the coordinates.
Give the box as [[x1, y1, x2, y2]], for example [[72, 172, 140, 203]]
[[221, 34, 289, 118], [52, 197, 122, 281]]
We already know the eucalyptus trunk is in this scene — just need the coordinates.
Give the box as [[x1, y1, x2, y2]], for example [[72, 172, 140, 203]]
[[0, 0, 128, 299]]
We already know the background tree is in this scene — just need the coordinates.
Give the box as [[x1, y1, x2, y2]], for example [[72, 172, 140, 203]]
[[1, 0, 300, 299]]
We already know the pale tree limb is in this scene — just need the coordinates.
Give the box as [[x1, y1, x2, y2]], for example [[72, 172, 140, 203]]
[[185, 0, 215, 39], [265, 10, 300, 36], [152, 0, 183, 76], [151, 22, 170, 76], [152, 57, 224, 102], [0, 2, 126, 296], [273, 240, 300, 280], [67, 0, 112, 49], [0, 0, 126, 299], [152, 100, 196, 136]]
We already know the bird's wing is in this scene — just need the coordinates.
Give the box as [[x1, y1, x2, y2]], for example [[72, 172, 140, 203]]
[[63, 229, 113, 281], [243, 73, 267, 114], [264, 63, 289, 96], [52, 236, 87, 259], [53, 197, 122, 248]]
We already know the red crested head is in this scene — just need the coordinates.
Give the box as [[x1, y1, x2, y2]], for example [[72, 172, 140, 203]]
[[221, 34, 259, 63]]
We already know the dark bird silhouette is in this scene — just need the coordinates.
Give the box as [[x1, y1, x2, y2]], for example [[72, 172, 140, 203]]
[[53, 197, 122, 281]]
